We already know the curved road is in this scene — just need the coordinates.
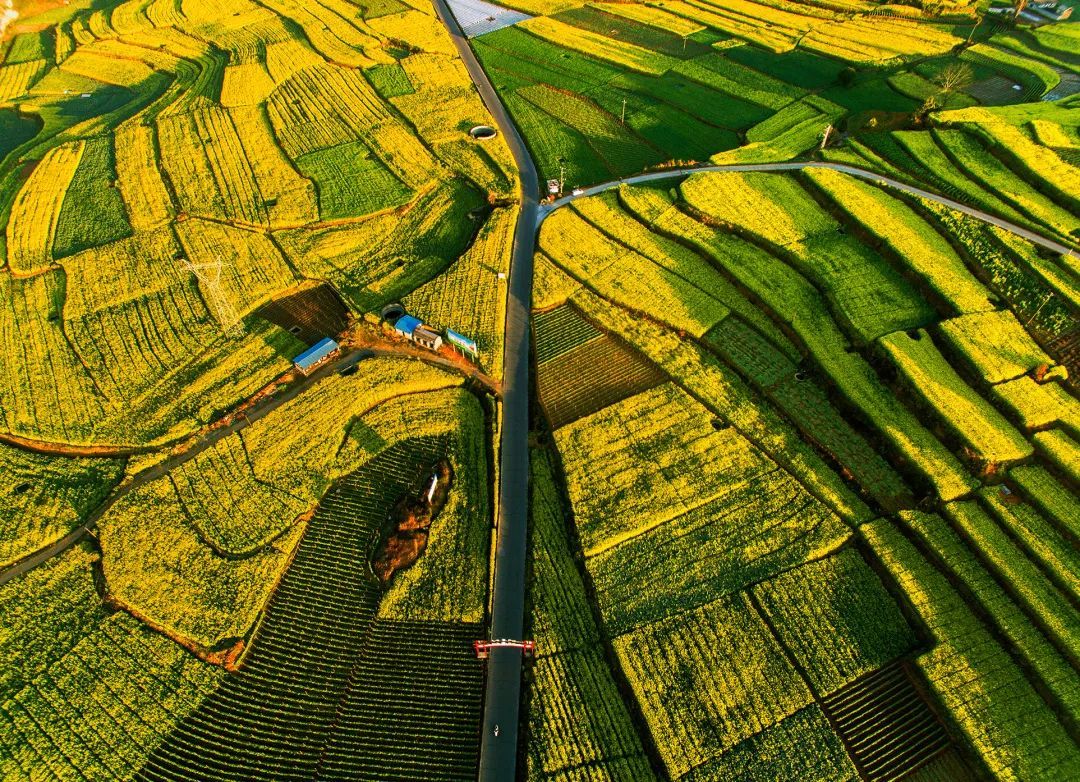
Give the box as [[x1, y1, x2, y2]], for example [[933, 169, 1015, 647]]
[[541, 162, 1078, 256]]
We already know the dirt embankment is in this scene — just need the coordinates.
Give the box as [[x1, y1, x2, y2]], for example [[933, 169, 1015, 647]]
[[372, 460, 452, 583]]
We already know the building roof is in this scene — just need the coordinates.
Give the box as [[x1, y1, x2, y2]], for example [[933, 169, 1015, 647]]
[[294, 338, 339, 370], [394, 315, 422, 336], [414, 326, 442, 343]]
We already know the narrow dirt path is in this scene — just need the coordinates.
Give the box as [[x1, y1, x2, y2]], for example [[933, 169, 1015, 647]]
[[0, 341, 496, 588]]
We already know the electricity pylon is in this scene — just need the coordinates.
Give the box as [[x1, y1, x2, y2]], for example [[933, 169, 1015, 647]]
[[181, 256, 244, 338]]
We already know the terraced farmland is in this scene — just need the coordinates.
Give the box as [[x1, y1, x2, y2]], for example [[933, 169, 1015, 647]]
[[140, 439, 485, 781], [531, 163, 1080, 779], [2, 0, 1080, 778]]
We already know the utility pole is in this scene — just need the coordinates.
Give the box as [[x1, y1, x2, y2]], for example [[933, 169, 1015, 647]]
[[1025, 291, 1054, 326], [621, 98, 627, 124], [181, 256, 244, 338], [558, 159, 565, 194], [820, 124, 833, 150]]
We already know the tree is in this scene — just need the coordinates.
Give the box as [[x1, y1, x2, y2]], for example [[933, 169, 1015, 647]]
[[934, 63, 974, 97]]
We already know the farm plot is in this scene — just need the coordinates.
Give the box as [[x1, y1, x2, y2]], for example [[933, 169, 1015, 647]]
[[0, 271, 110, 444], [275, 179, 485, 312], [819, 662, 954, 782], [142, 397, 489, 780], [800, 17, 959, 62], [924, 205, 1076, 346], [679, 705, 856, 782], [539, 207, 732, 337], [555, 382, 789, 554], [930, 129, 1080, 243], [805, 168, 995, 316], [0, 546, 223, 779], [934, 108, 1080, 213], [255, 282, 350, 347], [317, 620, 485, 781], [5, 141, 84, 274], [266, 64, 437, 189], [567, 285, 871, 524], [901, 507, 1080, 725], [170, 436, 310, 555], [680, 171, 934, 342], [1033, 429, 1080, 484], [555, 379, 850, 632], [582, 443, 851, 635], [1009, 465, 1080, 540], [295, 140, 413, 220], [0, 444, 123, 569], [643, 199, 975, 502], [100, 475, 308, 652], [526, 451, 653, 779], [752, 548, 917, 696], [993, 375, 1080, 433], [404, 206, 515, 378], [471, 23, 782, 184], [614, 592, 816, 778], [977, 488, 1080, 604], [937, 310, 1056, 384], [863, 516, 1080, 781], [51, 135, 132, 257], [880, 329, 1033, 466], [534, 313, 666, 428]]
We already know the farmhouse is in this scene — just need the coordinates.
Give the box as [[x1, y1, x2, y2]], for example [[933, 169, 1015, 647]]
[[293, 338, 340, 376], [394, 315, 444, 351]]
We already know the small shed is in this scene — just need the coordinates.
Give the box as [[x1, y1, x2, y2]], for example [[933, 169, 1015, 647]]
[[413, 326, 443, 351], [294, 338, 340, 376], [394, 315, 422, 339]]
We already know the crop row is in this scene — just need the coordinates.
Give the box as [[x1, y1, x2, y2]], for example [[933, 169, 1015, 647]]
[[862, 517, 1080, 780], [901, 509, 1080, 724], [138, 436, 481, 780], [819, 662, 951, 781], [0, 444, 123, 569]]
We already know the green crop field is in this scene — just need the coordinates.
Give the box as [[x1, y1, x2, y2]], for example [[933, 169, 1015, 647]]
[[2, 0, 1079, 778], [532, 155, 1079, 776]]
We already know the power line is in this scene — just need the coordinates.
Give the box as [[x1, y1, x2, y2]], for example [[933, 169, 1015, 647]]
[[181, 256, 245, 338]]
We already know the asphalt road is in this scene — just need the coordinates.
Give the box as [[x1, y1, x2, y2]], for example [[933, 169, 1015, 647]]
[[430, 1, 539, 779], [432, 9, 1080, 782], [540, 161, 1079, 256]]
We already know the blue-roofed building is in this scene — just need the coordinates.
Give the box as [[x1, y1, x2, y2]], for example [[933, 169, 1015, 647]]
[[293, 338, 340, 376], [394, 315, 422, 338], [394, 314, 443, 351]]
